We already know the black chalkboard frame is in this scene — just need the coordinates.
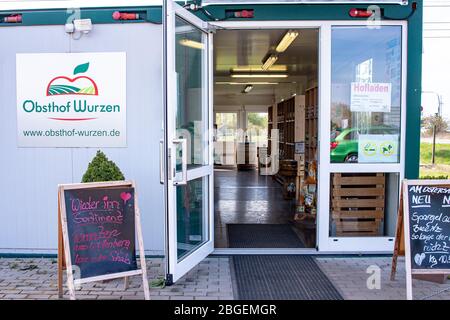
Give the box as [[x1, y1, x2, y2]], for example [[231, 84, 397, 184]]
[[58, 180, 150, 300], [402, 179, 450, 300]]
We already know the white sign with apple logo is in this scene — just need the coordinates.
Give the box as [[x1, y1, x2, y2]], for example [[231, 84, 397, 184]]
[[16, 52, 126, 147]]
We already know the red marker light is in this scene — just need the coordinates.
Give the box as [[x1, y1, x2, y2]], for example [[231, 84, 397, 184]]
[[3, 14, 22, 23], [112, 11, 140, 20], [226, 9, 254, 19], [235, 10, 254, 18], [349, 8, 374, 18]]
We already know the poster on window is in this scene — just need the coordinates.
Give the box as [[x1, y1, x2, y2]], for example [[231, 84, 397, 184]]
[[358, 134, 399, 163], [350, 82, 392, 113]]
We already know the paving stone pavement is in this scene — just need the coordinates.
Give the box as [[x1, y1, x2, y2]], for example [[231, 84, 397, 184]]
[[317, 257, 450, 300], [2, 256, 449, 300], [0, 257, 234, 300]]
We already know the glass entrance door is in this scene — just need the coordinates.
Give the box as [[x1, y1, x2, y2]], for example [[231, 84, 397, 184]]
[[163, 1, 213, 283], [317, 22, 407, 252]]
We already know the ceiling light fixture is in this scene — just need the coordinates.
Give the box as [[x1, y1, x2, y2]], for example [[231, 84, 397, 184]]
[[243, 85, 253, 93], [179, 39, 204, 50], [275, 30, 299, 53], [261, 54, 278, 71], [231, 74, 288, 78], [215, 82, 280, 85], [232, 65, 287, 72]]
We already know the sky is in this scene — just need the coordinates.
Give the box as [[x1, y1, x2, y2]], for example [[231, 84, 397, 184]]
[[422, 0, 450, 119]]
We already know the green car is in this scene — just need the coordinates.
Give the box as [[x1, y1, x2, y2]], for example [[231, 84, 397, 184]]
[[330, 126, 399, 163]]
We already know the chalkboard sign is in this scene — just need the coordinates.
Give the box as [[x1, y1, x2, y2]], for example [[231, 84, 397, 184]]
[[406, 183, 450, 271], [58, 181, 149, 300], [64, 187, 137, 279], [391, 179, 450, 300]]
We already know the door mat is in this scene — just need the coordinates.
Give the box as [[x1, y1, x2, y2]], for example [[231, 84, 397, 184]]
[[231, 255, 343, 300], [227, 224, 304, 248]]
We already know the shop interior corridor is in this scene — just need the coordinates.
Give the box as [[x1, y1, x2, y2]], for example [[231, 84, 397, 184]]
[[212, 28, 319, 249], [214, 168, 312, 248]]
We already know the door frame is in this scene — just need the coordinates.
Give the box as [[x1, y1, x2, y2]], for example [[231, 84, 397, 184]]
[[163, 0, 215, 283], [209, 19, 407, 254]]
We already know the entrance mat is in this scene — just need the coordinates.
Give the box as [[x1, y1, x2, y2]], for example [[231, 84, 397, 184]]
[[227, 224, 304, 248], [231, 255, 343, 300]]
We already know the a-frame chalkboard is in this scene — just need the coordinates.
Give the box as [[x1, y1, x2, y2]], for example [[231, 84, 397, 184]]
[[57, 181, 150, 300], [391, 179, 450, 300]]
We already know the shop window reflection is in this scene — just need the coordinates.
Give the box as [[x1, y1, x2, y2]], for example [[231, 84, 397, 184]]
[[330, 26, 402, 164]]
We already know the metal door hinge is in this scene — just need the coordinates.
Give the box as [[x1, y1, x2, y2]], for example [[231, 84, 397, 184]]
[[207, 24, 218, 34]]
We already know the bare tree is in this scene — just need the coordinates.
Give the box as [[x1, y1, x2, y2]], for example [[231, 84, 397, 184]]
[[422, 114, 448, 136]]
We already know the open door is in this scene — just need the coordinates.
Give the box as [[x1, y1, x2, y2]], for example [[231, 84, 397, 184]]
[[163, 1, 214, 284]]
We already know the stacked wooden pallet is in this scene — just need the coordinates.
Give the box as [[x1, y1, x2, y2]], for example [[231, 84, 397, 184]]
[[331, 173, 385, 237]]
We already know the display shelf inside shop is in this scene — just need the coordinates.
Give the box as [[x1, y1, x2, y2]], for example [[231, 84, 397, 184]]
[[268, 95, 307, 201], [295, 86, 318, 222], [305, 86, 318, 164], [268, 104, 274, 156]]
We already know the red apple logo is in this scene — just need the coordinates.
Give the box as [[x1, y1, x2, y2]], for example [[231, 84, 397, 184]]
[[46, 62, 98, 96]]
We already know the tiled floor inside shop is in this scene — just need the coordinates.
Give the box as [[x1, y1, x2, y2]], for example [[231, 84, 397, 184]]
[[1, 256, 449, 300], [214, 168, 304, 248]]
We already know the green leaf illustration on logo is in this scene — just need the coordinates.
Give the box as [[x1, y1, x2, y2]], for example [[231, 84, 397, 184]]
[[74, 62, 89, 75]]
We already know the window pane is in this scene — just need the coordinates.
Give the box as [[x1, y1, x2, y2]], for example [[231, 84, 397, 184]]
[[330, 26, 402, 164], [176, 176, 209, 261], [215, 113, 237, 142], [247, 112, 268, 148], [175, 17, 208, 167], [214, 113, 237, 165], [329, 172, 399, 238]]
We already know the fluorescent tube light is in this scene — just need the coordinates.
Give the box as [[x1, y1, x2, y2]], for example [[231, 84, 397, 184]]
[[243, 85, 253, 93], [215, 82, 279, 85], [275, 30, 299, 53], [232, 65, 287, 72], [231, 74, 288, 78], [261, 54, 278, 71], [179, 39, 204, 50]]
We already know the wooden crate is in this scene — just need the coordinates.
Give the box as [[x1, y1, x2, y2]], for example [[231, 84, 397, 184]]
[[331, 173, 385, 237], [278, 160, 297, 176]]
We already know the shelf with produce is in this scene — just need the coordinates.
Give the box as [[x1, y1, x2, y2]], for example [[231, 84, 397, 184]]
[[295, 86, 318, 222]]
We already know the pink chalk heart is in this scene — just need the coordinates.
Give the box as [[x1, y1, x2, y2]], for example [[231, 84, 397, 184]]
[[120, 192, 132, 203]]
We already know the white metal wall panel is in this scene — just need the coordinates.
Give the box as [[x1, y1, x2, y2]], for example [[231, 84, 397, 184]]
[[70, 24, 165, 256], [0, 23, 165, 255], [0, 26, 72, 253]]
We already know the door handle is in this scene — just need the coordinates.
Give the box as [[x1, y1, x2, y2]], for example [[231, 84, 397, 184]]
[[159, 139, 164, 184], [173, 138, 187, 185]]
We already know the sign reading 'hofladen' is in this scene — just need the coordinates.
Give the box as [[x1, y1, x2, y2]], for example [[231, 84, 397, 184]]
[[350, 82, 392, 113], [16, 52, 126, 147]]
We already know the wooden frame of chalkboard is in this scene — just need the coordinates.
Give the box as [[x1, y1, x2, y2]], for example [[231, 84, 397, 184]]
[[392, 179, 450, 300], [57, 180, 150, 300]]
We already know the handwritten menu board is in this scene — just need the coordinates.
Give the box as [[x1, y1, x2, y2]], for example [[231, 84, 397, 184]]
[[63, 187, 137, 279], [407, 184, 450, 271]]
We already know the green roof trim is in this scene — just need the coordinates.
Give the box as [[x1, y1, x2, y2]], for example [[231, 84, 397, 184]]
[[0, 7, 162, 26]]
